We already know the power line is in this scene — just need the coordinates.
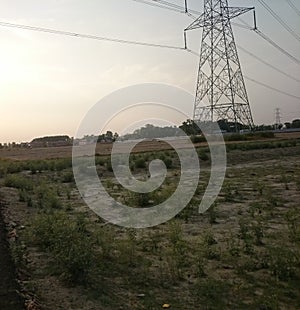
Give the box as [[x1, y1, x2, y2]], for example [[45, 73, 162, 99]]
[[131, 0, 182, 13], [244, 75, 300, 100], [0, 21, 185, 51], [254, 29, 300, 65], [130, 0, 300, 69], [147, 0, 201, 15], [1, 19, 299, 101], [285, 0, 300, 17], [257, 0, 300, 42], [187, 49, 300, 101], [237, 44, 300, 83], [237, 15, 300, 66], [130, 0, 197, 18], [152, 0, 186, 11], [132, 0, 257, 27]]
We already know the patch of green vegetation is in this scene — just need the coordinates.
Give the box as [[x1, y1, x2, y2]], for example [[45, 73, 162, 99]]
[[4, 174, 34, 191], [28, 211, 96, 284]]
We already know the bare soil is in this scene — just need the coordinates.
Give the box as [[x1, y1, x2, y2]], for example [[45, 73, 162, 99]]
[[0, 202, 23, 309], [0, 137, 299, 309]]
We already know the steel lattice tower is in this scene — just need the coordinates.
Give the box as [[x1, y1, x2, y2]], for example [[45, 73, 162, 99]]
[[275, 108, 281, 129], [185, 0, 255, 131]]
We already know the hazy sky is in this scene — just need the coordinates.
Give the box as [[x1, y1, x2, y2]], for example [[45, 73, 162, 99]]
[[0, 0, 299, 143]]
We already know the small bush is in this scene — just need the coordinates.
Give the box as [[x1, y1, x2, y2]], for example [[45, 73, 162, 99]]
[[18, 189, 30, 203], [4, 175, 33, 191], [29, 211, 95, 284], [166, 221, 188, 280], [36, 185, 62, 209], [54, 158, 72, 171], [198, 150, 209, 161], [134, 157, 146, 169], [62, 171, 74, 183], [163, 157, 173, 168], [267, 246, 298, 280], [208, 203, 217, 224], [194, 277, 229, 308], [6, 162, 24, 174], [285, 208, 300, 242], [191, 135, 206, 143]]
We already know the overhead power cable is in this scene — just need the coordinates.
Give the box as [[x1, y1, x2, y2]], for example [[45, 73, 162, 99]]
[[187, 49, 300, 100], [257, 0, 300, 42], [152, 0, 186, 11], [131, 0, 182, 13], [1, 19, 299, 100], [237, 44, 300, 83], [131, 0, 255, 30], [145, 0, 201, 15], [131, 0, 299, 68], [285, 0, 300, 17], [0, 21, 185, 51], [254, 29, 300, 65], [131, 0, 197, 18], [244, 75, 300, 100], [237, 17, 300, 66]]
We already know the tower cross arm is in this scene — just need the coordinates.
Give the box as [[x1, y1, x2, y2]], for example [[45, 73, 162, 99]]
[[226, 7, 254, 20], [185, 13, 205, 31], [185, 6, 254, 31]]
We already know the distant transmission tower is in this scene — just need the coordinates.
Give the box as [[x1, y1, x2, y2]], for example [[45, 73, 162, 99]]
[[275, 108, 281, 129], [185, 0, 255, 131]]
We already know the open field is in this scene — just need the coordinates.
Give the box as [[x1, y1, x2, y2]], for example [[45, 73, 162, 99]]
[[1, 131, 300, 161], [0, 136, 300, 309]]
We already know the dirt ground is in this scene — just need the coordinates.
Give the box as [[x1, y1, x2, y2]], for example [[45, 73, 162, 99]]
[[0, 203, 23, 309], [0, 138, 299, 309]]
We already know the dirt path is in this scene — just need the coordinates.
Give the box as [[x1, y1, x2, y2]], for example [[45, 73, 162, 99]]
[[0, 204, 23, 310]]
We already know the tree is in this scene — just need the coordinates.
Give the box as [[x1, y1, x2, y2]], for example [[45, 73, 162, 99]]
[[106, 131, 113, 139], [113, 132, 119, 141], [179, 119, 201, 135], [284, 122, 291, 129], [291, 119, 300, 129]]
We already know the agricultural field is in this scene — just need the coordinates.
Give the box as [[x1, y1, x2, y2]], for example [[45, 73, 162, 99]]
[[0, 135, 300, 309]]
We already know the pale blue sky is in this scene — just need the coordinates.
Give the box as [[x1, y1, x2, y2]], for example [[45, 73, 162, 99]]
[[0, 0, 299, 142]]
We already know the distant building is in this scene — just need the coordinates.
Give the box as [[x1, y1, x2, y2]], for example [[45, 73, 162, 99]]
[[30, 135, 72, 148]]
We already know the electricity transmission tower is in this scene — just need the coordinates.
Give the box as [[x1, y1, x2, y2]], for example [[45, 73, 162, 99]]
[[275, 108, 281, 129], [185, 0, 255, 131]]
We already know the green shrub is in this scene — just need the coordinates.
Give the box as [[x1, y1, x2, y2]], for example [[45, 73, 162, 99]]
[[208, 203, 217, 224], [191, 135, 206, 143], [95, 156, 105, 166], [134, 157, 146, 169], [18, 189, 30, 203], [285, 207, 300, 242], [0, 165, 7, 178], [54, 158, 72, 171], [198, 150, 209, 161], [163, 157, 173, 168], [6, 162, 24, 174], [194, 277, 229, 308], [36, 185, 62, 209], [29, 211, 95, 284], [166, 221, 188, 279], [255, 131, 275, 139], [4, 175, 33, 191], [62, 171, 74, 183], [117, 229, 137, 267], [225, 134, 248, 142], [267, 246, 298, 280], [226, 233, 241, 257]]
